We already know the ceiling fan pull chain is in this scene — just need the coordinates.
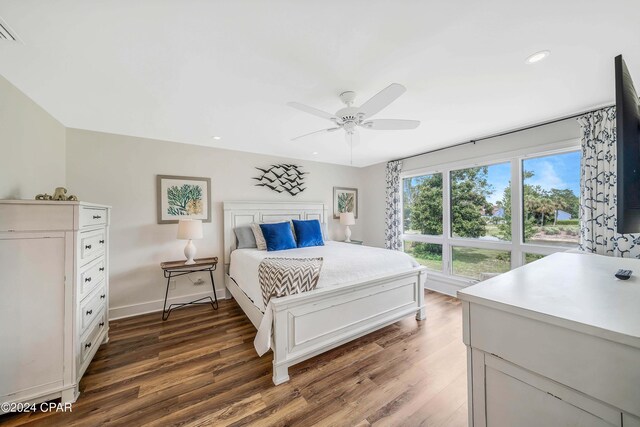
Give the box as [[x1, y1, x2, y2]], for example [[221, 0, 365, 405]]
[[350, 134, 353, 165]]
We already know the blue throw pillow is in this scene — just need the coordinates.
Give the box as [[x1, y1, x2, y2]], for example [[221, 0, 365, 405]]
[[292, 219, 324, 248], [259, 222, 297, 251]]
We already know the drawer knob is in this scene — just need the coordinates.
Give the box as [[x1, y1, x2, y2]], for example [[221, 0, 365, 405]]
[[86, 309, 93, 315], [85, 277, 92, 282], [93, 215, 102, 219], [100, 294, 106, 299], [85, 244, 92, 250], [85, 342, 92, 349], [99, 267, 105, 272], [99, 240, 105, 244], [99, 322, 105, 327]]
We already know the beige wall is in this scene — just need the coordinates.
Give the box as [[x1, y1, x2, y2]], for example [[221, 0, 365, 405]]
[[0, 75, 66, 199], [65, 129, 364, 318]]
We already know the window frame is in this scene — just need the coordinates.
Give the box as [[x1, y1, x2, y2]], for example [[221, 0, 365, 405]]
[[400, 139, 580, 282]]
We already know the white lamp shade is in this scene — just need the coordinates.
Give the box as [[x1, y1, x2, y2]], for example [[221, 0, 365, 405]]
[[177, 219, 203, 240], [340, 212, 356, 226]]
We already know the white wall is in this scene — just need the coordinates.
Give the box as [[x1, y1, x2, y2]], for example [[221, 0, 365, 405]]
[[0, 75, 66, 199], [65, 129, 364, 318], [360, 118, 581, 249]]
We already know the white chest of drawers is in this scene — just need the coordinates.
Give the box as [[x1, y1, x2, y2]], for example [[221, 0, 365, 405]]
[[0, 200, 110, 406], [458, 253, 640, 427]]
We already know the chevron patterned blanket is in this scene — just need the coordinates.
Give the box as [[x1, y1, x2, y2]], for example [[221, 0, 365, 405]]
[[258, 257, 323, 307]]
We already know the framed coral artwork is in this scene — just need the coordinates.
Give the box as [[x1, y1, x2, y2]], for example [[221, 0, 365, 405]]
[[157, 175, 211, 224], [333, 187, 358, 219]]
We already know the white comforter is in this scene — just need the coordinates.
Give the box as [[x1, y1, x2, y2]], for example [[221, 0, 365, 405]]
[[228, 241, 420, 355]]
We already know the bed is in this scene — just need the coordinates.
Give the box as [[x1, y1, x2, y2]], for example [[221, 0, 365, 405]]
[[223, 201, 427, 385]]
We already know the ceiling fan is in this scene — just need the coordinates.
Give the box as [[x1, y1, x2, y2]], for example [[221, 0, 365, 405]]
[[287, 83, 420, 147]]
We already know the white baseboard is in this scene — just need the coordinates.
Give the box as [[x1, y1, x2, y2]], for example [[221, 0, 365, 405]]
[[109, 288, 228, 320], [425, 274, 474, 297]]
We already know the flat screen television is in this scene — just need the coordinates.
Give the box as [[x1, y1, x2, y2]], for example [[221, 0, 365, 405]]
[[615, 55, 640, 234]]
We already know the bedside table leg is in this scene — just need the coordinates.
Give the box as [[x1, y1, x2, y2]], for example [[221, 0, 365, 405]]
[[209, 269, 219, 310], [162, 272, 172, 321]]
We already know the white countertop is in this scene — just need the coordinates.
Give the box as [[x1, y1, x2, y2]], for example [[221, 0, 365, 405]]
[[457, 252, 640, 349]]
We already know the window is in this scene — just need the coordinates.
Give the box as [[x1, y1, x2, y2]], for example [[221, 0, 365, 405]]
[[400, 145, 580, 284], [403, 242, 443, 271], [450, 163, 511, 241], [452, 247, 511, 280], [403, 173, 442, 235], [524, 253, 546, 264], [522, 152, 580, 246]]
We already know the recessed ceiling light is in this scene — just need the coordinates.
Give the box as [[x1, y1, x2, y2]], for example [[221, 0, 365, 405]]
[[212, 136, 222, 140], [312, 152, 318, 155], [525, 50, 550, 64]]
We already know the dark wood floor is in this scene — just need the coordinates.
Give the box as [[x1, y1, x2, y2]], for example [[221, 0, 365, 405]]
[[2, 291, 467, 427]]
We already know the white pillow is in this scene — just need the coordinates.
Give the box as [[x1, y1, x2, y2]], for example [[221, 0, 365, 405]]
[[321, 222, 330, 241], [250, 223, 267, 250]]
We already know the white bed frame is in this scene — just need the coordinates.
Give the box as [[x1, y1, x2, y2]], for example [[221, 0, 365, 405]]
[[223, 201, 427, 385]]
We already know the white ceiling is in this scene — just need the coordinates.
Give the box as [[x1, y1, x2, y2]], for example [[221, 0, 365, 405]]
[[0, 0, 639, 167]]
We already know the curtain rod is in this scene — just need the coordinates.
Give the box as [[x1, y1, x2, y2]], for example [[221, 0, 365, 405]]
[[392, 104, 614, 163]]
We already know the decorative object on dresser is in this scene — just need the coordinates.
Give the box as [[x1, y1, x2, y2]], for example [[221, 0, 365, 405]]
[[35, 186, 78, 201], [333, 186, 358, 219], [0, 200, 110, 405], [177, 219, 203, 264], [160, 257, 218, 321], [340, 211, 356, 242], [157, 175, 211, 224], [253, 164, 307, 196]]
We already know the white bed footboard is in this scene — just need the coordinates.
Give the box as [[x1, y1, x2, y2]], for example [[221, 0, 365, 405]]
[[270, 267, 426, 385]]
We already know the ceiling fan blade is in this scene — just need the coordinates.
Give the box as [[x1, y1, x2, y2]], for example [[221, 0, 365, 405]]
[[361, 119, 420, 130], [287, 102, 337, 121], [291, 127, 340, 141], [359, 83, 407, 119]]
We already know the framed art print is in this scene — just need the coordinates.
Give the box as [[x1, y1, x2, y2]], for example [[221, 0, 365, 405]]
[[157, 175, 211, 224], [333, 187, 358, 219]]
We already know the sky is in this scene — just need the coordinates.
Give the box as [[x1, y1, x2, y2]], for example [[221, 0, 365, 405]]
[[478, 151, 581, 204], [404, 150, 581, 205]]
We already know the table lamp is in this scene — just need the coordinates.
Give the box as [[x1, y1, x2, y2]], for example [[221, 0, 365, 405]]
[[340, 212, 356, 243], [177, 219, 203, 264]]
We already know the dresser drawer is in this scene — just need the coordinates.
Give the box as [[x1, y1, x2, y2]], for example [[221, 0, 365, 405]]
[[0, 204, 74, 231], [80, 257, 106, 298], [81, 310, 107, 365], [80, 207, 107, 229], [80, 229, 106, 265], [80, 285, 107, 335]]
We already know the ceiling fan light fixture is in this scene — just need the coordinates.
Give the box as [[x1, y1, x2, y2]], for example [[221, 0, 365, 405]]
[[525, 50, 550, 64]]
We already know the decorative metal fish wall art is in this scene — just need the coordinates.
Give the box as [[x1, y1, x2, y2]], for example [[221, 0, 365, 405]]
[[253, 164, 308, 196]]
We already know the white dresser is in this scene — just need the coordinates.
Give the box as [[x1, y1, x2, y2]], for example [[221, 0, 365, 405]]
[[458, 253, 640, 427], [0, 200, 110, 406]]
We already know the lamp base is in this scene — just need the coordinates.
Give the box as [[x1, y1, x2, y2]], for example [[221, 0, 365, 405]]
[[184, 240, 197, 264], [344, 225, 352, 243]]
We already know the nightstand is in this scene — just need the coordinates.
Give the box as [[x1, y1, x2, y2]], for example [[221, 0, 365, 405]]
[[341, 239, 363, 245], [160, 257, 218, 320]]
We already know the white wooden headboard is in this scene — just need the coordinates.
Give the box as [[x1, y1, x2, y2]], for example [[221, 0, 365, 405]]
[[223, 201, 328, 271]]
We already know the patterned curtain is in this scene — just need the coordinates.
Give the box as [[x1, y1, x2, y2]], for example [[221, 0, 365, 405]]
[[578, 106, 640, 257], [385, 160, 403, 250]]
